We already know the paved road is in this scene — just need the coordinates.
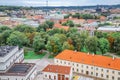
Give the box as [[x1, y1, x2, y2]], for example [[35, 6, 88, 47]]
[[23, 53, 54, 80]]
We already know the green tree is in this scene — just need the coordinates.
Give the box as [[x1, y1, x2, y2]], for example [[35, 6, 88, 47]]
[[98, 38, 109, 54], [67, 27, 78, 37], [14, 24, 36, 33], [62, 42, 74, 50], [54, 34, 67, 44], [64, 14, 70, 19], [62, 20, 74, 27], [33, 34, 45, 52], [1, 30, 12, 45], [72, 13, 80, 19], [0, 26, 11, 33], [0, 34, 3, 46], [85, 37, 98, 54], [46, 36, 62, 55], [7, 31, 29, 47], [37, 23, 49, 32], [47, 28, 66, 36], [45, 20, 54, 29], [95, 31, 108, 38], [113, 37, 120, 54]]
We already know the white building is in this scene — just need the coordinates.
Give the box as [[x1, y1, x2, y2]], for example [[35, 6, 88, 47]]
[[97, 26, 120, 32], [0, 46, 37, 80], [54, 50, 120, 80], [42, 64, 72, 80]]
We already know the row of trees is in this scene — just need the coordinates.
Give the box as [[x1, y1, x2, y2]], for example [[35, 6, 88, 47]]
[[0, 21, 120, 55], [64, 13, 100, 19]]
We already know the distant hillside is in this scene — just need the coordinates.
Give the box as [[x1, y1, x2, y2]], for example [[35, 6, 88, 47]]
[[33, 4, 120, 10], [0, 4, 120, 11]]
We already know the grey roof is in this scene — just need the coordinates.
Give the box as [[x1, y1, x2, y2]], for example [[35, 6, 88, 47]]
[[0, 46, 16, 57], [0, 63, 36, 76], [97, 26, 120, 31], [8, 64, 30, 73]]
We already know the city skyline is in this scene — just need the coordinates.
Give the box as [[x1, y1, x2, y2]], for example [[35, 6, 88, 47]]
[[0, 0, 120, 7]]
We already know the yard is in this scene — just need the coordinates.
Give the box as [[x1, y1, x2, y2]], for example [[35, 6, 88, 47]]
[[24, 51, 47, 59]]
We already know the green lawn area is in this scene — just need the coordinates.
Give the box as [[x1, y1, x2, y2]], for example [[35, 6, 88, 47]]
[[24, 51, 46, 59], [48, 55, 54, 59]]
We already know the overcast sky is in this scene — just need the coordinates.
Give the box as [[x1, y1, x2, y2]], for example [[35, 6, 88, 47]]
[[0, 0, 120, 6]]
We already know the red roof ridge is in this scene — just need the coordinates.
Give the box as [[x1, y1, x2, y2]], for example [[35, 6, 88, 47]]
[[42, 64, 71, 75]]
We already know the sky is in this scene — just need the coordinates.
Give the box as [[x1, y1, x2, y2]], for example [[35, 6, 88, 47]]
[[0, 0, 120, 7]]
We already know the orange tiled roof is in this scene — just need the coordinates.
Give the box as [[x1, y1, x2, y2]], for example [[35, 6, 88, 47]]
[[87, 19, 97, 23], [54, 23, 69, 31], [55, 50, 120, 70], [42, 64, 71, 75], [33, 15, 44, 20], [100, 16, 106, 21]]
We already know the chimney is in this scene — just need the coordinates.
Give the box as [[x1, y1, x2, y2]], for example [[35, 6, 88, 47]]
[[112, 56, 115, 60], [74, 50, 77, 52], [92, 53, 95, 56], [87, 52, 89, 55]]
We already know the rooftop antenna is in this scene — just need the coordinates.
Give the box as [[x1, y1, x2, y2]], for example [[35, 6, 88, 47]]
[[46, 0, 48, 15], [46, 0, 48, 7]]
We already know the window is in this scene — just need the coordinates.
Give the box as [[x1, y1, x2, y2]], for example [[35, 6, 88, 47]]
[[77, 64, 79, 67], [77, 69, 79, 72], [112, 71, 114, 74], [118, 77, 120, 80], [68, 62, 70, 65], [73, 68, 74, 71], [101, 69, 103, 71], [112, 76, 114, 80], [54, 76, 56, 79], [86, 66, 88, 68], [118, 72, 120, 75], [91, 72, 93, 75], [49, 75, 51, 79], [96, 73, 98, 76], [106, 75, 109, 78], [57, 60, 58, 63], [107, 70, 109, 73], [96, 68, 98, 70], [81, 70, 83, 73], [91, 67, 93, 69], [81, 65, 83, 68], [45, 75, 47, 77], [73, 63, 74, 66], [60, 61, 62, 64], [101, 74, 103, 77], [64, 62, 66, 64]]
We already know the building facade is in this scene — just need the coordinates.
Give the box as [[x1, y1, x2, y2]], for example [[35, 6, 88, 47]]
[[54, 50, 120, 80], [42, 65, 72, 80]]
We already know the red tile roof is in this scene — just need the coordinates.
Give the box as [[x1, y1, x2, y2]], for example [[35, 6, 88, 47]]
[[55, 50, 120, 70], [54, 23, 69, 31], [42, 65, 71, 75]]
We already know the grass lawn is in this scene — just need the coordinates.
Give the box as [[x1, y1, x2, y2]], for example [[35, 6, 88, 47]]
[[24, 51, 46, 59], [48, 55, 54, 59]]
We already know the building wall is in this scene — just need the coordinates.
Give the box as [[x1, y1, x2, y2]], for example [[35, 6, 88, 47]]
[[43, 72, 71, 80], [0, 48, 24, 72], [54, 58, 120, 80]]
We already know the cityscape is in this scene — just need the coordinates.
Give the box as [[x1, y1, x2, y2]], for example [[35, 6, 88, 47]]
[[0, 0, 120, 80]]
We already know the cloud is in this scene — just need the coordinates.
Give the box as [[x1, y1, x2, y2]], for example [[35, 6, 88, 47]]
[[0, 0, 119, 6]]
